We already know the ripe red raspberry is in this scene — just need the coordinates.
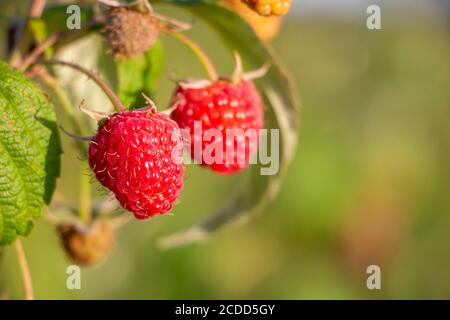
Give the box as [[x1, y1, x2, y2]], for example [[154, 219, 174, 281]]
[[171, 79, 264, 174], [88, 109, 184, 219]]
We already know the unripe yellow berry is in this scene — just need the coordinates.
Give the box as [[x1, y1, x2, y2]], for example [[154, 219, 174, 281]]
[[248, 0, 292, 16]]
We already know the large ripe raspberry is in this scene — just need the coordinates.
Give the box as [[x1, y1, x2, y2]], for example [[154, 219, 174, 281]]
[[171, 79, 264, 174], [88, 109, 184, 219]]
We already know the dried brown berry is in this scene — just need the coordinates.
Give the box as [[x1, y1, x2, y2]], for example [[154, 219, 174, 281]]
[[104, 7, 161, 59], [58, 221, 114, 267]]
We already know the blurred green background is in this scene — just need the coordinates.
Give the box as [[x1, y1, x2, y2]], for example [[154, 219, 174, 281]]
[[1, 0, 449, 299]]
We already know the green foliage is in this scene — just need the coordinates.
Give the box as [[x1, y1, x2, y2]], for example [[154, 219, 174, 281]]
[[117, 41, 165, 109], [41, 3, 164, 112], [0, 62, 61, 245], [0, 0, 299, 247], [155, 0, 300, 247], [0, 0, 447, 301]]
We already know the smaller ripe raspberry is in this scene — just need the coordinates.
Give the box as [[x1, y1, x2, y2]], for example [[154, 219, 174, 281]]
[[104, 7, 161, 59], [58, 221, 114, 267], [88, 107, 184, 219], [245, 0, 292, 16], [170, 55, 267, 175]]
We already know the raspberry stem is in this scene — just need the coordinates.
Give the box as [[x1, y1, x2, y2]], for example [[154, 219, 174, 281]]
[[14, 240, 34, 300], [17, 16, 102, 71], [168, 32, 218, 81], [79, 161, 92, 225], [34, 67, 88, 154], [28, 0, 46, 18], [18, 32, 61, 72], [230, 51, 244, 84], [42, 60, 126, 112]]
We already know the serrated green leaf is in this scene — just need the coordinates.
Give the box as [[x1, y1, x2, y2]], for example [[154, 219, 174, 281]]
[[0, 61, 61, 245], [156, 1, 300, 248], [117, 41, 165, 109]]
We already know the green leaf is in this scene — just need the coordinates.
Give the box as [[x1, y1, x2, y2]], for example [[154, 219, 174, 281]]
[[0, 61, 61, 245], [117, 41, 165, 109], [156, 1, 300, 248]]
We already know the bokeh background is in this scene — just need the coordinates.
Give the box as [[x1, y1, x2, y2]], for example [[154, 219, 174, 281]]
[[0, 0, 449, 299]]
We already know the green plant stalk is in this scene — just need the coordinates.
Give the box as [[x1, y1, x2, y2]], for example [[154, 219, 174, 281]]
[[79, 161, 92, 224], [167, 31, 218, 81], [42, 60, 126, 112], [8, 0, 46, 67], [38, 72, 88, 154], [8, 24, 33, 68], [19, 31, 62, 72], [39, 74, 93, 224], [28, 0, 46, 18], [14, 240, 34, 300], [20, 20, 104, 73]]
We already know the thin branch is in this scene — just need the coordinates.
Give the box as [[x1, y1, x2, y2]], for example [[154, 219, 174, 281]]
[[167, 32, 218, 81], [79, 161, 92, 224], [34, 67, 88, 154], [8, 0, 46, 66], [157, 227, 207, 250], [28, 0, 46, 18], [19, 18, 103, 72], [14, 240, 34, 300], [19, 31, 62, 72], [59, 125, 94, 141], [108, 214, 132, 230], [230, 51, 243, 84], [41, 60, 125, 112]]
